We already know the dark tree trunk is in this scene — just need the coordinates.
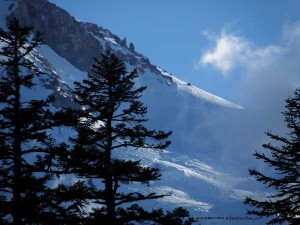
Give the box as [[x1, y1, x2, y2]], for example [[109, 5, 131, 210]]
[[12, 40, 22, 225]]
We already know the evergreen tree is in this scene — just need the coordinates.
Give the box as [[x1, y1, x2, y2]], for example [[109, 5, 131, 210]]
[[116, 204, 196, 225], [244, 88, 300, 225], [68, 52, 191, 224], [0, 18, 74, 224]]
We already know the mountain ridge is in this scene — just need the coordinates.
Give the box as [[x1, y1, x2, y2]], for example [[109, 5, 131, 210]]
[[9, 0, 242, 109], [0, 1, 267, 224]]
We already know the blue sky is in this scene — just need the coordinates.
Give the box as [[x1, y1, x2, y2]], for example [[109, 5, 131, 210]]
[[49, 0, 300, 107]]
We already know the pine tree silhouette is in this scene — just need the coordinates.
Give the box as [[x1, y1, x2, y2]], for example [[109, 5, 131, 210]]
[[0, 18, 73, 224], [67, 52, 197, 224], [244, 88, 300, 225]]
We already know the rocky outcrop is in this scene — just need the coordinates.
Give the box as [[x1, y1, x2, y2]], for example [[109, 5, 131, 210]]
[[11, 0, 103, 71], [10, 0, 169, 81]]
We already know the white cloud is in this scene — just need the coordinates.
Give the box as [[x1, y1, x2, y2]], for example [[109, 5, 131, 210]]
[[197, 23, 300, 108], [200, 31, 250, 74], [198, 30, 284, 76], [238, 22, 300, 107], [230, 22, 300, 158], [283, 21, 300, 44], [192, 22, 300, 174]]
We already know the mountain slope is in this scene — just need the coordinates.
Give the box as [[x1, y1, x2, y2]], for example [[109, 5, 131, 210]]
[[1, 0, 268, 224]]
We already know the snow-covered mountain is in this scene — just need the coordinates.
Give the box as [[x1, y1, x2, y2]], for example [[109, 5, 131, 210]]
[[1, 0, 269, 224]]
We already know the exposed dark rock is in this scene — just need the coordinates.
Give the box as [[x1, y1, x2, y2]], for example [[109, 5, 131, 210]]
[[11, 0, 103, 71], [129, 42, 135, 52], [9, 0, 173, 89], [121, 37, 127, 47]]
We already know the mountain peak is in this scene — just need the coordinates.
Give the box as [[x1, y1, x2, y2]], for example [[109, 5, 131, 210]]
[[9, 0, 242, 109], [1, 1, 261, 222]]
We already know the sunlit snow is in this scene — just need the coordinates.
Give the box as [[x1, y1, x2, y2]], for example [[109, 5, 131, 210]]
[[0, 3, 269, 223]]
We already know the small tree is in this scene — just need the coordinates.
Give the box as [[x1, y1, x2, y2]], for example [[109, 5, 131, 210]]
[[244, 88, 300, 225], [68, 52, 188, 224], [0, 18, 74, 224]]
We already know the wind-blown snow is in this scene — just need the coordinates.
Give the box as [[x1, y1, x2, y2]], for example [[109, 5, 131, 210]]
[[113, 147, 267, 223], [155, 186, 213, 211], [156, 67, 243, 109]]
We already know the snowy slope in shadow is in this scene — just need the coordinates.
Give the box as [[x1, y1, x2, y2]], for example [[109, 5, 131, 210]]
[[114, 147, 268, 224], [32, 40, 266, 224], [0, 1, 270, 224]]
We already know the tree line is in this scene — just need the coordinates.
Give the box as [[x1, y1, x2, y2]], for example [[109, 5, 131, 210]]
[[0, 18, 195, 225]]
